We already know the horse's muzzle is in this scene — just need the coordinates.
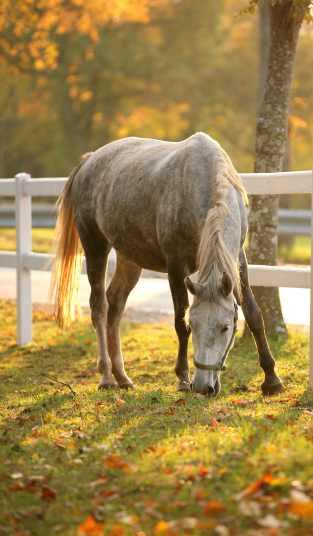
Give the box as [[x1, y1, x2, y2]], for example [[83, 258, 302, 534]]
[[192, 372, 221, 397]]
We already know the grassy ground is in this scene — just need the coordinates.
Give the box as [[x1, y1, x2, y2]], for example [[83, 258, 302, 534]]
[[0, 229, 310, 265], [1, 300, 313, 535], [0, 228, 55, 254]]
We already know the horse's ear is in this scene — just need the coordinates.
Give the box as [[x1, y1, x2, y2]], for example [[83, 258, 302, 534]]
[[221, 272, 233, 297], [184, 276, 205, 297]]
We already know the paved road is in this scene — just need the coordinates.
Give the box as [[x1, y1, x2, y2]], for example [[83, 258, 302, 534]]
[[0, 268, 310, 327]]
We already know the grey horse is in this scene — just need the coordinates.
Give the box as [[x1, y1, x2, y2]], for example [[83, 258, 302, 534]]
[[51, 132, 283, 396]]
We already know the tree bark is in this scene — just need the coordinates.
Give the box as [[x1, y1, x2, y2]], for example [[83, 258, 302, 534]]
[[247, 0, 307, 335]]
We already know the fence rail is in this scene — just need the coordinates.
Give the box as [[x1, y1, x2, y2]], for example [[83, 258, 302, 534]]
[[0, 170, 313, 386], [1, 204, 310, 235]]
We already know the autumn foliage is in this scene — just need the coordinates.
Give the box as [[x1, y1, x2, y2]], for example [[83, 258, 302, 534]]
[[0, 0, 169, 71], [0, 0, 312, 186]]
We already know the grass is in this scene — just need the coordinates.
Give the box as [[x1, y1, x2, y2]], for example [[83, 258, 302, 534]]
[[279, 236, 310, 265], [0, 228, 55, 254], [1, 300, 313, 535], [0, 229, 310, 265]]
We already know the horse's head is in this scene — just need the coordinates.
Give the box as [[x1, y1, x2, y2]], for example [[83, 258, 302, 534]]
[[185, 272, 238, 396]]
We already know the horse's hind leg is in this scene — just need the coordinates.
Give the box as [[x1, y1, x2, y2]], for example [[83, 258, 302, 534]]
[[106, 253, 141, 388], [239, 248, 283, 395], [78, 223, 116, 388]]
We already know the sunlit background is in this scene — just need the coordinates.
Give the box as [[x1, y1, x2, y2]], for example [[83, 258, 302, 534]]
[[0, 0, 312, 179]]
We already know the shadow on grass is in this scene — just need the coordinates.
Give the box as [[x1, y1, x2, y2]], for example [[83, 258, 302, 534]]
[[1, 328, 313, 535]]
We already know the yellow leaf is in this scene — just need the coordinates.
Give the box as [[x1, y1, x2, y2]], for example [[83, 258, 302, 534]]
[[78, 515, 103, 536], [290, 115, 308, 129], [153, 521, 174, 535], [203, 500, 225, 515], [288, 500, 313, 519]]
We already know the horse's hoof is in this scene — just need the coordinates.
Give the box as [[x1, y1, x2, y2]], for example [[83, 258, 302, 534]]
[[119, 381, 135, 389], [177, 380, 191, 392], [98, 382, 118, 390], [261, 379, 284, 396]]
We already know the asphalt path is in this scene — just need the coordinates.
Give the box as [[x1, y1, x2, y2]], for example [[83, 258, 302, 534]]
[[0, 267, 310, 328]]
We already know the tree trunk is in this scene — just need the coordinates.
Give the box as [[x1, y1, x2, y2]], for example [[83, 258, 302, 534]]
[[258, 0, 270, 107], [247, 0, 307, 335]]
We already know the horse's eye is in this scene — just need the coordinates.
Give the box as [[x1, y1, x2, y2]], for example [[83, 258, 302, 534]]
[[221, 325, 228, 333]]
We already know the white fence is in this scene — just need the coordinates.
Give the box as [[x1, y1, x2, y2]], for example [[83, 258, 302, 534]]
[[0, 170, 313, 386], [1, 204, 311, 236]]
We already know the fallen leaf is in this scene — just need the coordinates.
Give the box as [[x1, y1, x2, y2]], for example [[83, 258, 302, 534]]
[[290, 489, 311, 503], [203, 500, 225, 515], [180, 517, 198, 529], [116, 513, 138, 525], [88, 477, 108, 488], [238, 500, 261, 517], [193, 488, 206, 501], [31, 426, 43, 437], [214, 526, 229, 536], [153, 521, 176, 535], [231, 399, 251, 406], [78, 515, 104, 535], [174, 398, 186, 406], [93, 488, 118, 502], [73, 430, 87, 439], [115, 398, 126, 408], [54, 440, 66, 450], [198, 465, 209, 478], [288, 500, 313, 519], [10, 472, 23, 479], [257, 514, 283, 528], [103, 454, 131, 472], [9, 481, 25, 492], [41, 485, 57, 501], [236, 473, 278, 499], [265, 414, 277, 421], [210, 418, 219, 428], [290, 480, 305, 490], [181, 464, 197, 481]]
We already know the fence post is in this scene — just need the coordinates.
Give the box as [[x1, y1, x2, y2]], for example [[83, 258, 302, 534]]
[[310, 168, 313, 388], [15, 172, 32, 345]]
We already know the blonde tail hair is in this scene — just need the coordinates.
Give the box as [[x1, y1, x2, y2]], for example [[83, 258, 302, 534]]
[[50, 154, 91, 327]]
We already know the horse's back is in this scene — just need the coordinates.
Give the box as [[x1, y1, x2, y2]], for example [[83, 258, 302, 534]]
[[71, 133, 243, 272]]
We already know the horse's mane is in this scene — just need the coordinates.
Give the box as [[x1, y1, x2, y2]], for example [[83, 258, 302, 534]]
[[197, 145, 248, 301]]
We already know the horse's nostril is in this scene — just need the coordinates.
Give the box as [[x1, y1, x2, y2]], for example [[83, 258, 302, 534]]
[[207, 385, 215, 395]]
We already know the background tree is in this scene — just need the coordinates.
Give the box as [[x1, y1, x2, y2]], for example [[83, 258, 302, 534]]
[[247, 0, 312, 335], [0, 0, 312, 207]]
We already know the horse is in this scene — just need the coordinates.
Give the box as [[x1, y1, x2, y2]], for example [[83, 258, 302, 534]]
[[51, 132, 283, 396]]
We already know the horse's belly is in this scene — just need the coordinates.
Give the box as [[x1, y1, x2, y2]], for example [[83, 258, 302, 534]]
[[116, 244, 167, 272], [103, 221, 167, 272]]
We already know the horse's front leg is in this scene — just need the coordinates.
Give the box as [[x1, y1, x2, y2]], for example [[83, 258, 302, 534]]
[[168, 262, 191, 392], [239, 249, 283, 395]]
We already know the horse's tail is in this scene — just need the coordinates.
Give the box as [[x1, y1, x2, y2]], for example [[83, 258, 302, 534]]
[[50, 153, 92, 327]]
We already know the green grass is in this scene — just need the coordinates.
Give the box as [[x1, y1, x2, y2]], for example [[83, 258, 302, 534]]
[[279, 236, 310, 265], [0, 228, 55, 253], [1, 300, 313, 535], [0, 229, 310, 265]]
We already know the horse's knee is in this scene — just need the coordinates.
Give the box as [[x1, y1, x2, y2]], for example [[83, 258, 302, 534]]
[[243, 293, 264, 334], [175, 316, 190, 339], [250, 304, 263, 332]]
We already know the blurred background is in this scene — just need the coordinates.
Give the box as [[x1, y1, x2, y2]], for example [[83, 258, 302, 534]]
[[0, 0, 312, 263]]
